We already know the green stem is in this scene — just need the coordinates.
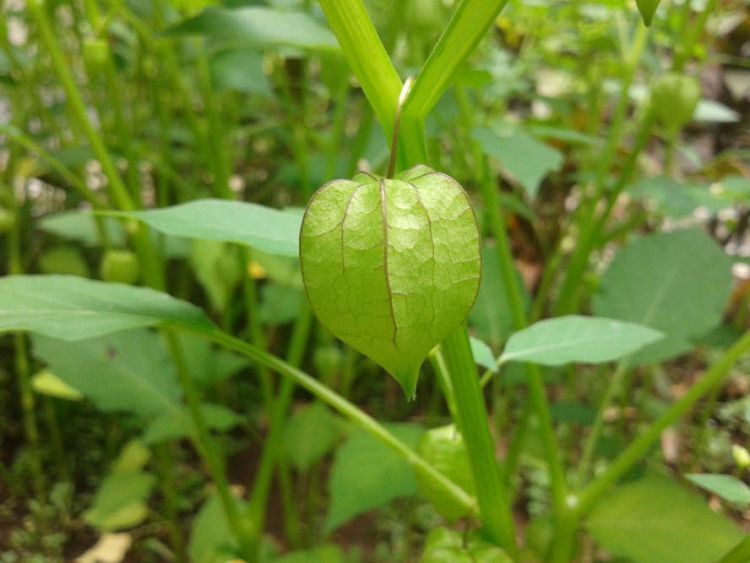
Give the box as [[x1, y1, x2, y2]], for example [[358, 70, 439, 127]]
[[246, 306, 312, 549], [549, 330, 750, 560], [3, 154, 46, 502], [440, 327, 517, 552], [29, 0, 164, 290], [154, 445, 187, 562], [0, 125, 100, 207], [552, 24, 650, 315], [318, 0, 402, 139], [456, 87, 568, 517], [576, 362, 629, 487], [200, 327, 478, 518], [165, 332, 255, 558], [28, 0, 133, 212]]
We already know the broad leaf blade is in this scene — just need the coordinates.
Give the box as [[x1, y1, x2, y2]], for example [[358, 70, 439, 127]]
[[113, 199, 302, 258], [593, 230, 732, 364], [0, 275, 213, 340], [473, 128, 563, 198], [325, 423, 423, 532], [32, 330, 181, 419], [167, 7, 339, 51], [283, 402, 342, 470], [500, 316, 663, 366], [586, 474, 743, 563]]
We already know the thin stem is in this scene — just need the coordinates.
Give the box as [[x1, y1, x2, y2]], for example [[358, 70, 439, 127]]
[[455, 87, 568, 517], [199, 327, 478, 518], [576, 361, 629, 486], [246, 306, 313, 550], [552, 23, 651, 316], [3, 158, 46, 503], [318, 0, 403, 139], [28, 0, 165, 290], [165, 332, 255, 558], [28, 0, 134, 212], [386, 77, 415, 179], [548, 330, 750, 560]]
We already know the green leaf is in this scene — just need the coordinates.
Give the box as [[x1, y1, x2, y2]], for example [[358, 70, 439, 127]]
[[113, 199, 302, 258], [283, 402, 342, 470], [38, 210, 126, 247], [167, 7, 339, 51], [686, 474, 750, 507], [190, 240, 243, 312], [586, 474, 743, 563], [31, 370, 83, 401], [259, 284, 304, 326], [175, 333, 248, 390], [473, 128, 563, 198], [593, 230, 733, 364], [189, 493, 245, 563], [499, 316, 663, 367], [142, 403, 243, 445], [325, 423, 423, 532], [111, 441, 151, 474], [84, 442, 156, 532], [211, 48, 270, 96], [32, 330, 181, 419], [635, 0, 660, 26], [629, 176, 724, 219], [0, 275, 214, 340], [470, 337, 497, 373], [468, 243, 529, 348], [84, 472, 155, 531], [402, 0, 508, 119], [300, 166, 482, 397], [695, 99, 740, 123]]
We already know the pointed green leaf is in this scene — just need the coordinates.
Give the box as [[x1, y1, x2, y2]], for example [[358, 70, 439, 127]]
[[0, 275, 213, 340], [473, 128, 563, 198], [500, 316, 663, 367], [635, 0, 661, 26], [470, 336, 497, 373], [111, 199, 302, 257], [300, 166, 482, 396], [31, 370, 83, 401], [686, 474, 750, 507]]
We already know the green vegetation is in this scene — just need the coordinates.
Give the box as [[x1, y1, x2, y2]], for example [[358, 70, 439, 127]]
[[1, 0, 749, 561]]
